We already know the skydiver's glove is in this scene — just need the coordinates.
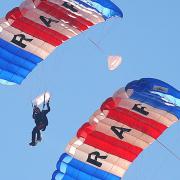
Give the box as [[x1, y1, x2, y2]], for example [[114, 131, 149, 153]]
[[42, 126, 47, 131], [47, 99, 50, 104]]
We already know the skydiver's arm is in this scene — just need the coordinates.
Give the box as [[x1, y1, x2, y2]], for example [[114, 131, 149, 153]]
[[32, 111, 36, 119], [43, 102, 50, 114]]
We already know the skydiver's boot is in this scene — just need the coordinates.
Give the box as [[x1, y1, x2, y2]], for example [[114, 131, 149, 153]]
[[37, 138, 42, 142], [29, 141, 37, 146], [37, 136, 42, 142]]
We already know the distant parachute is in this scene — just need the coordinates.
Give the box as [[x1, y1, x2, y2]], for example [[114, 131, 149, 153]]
[[0, 0, 123, 85], [108, 55, 122, 70], [52, 78, 180, 179]]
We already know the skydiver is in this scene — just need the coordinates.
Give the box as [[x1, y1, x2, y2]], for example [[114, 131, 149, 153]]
[[29, 100, 50, 146]]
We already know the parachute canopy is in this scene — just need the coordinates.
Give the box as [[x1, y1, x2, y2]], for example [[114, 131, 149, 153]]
[[32, 91, 50, 107], [0, 0, 123, 85], [52, 78, 180, 180]]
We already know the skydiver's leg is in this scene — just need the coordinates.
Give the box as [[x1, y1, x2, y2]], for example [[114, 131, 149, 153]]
[[32, 126, 37, 143], [29, 127, 37, 146], [37, 128, 42, 142]]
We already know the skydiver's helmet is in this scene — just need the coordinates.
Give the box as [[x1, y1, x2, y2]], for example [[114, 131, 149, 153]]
[[33, 106, 41, 114]]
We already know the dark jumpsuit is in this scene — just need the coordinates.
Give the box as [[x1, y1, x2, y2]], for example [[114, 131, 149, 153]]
[[31, 103, 50, 143]]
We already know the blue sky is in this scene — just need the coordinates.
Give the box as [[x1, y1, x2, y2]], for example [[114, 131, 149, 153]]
[[0, 0, 180, 180]]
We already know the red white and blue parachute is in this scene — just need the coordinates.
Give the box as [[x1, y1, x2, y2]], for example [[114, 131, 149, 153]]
[[0, 0, 123, 85], [52, 78, 180, 180]]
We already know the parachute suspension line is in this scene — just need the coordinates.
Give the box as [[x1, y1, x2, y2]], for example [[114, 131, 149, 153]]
[[86, 18, 120, 57], [87, 37, 106, 55], [41, 61, 48, 90], [83, 17, 123, 70], [121, 139, 180, 180], [97, 17, 120, 45], [156, 139, 180, 161]]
